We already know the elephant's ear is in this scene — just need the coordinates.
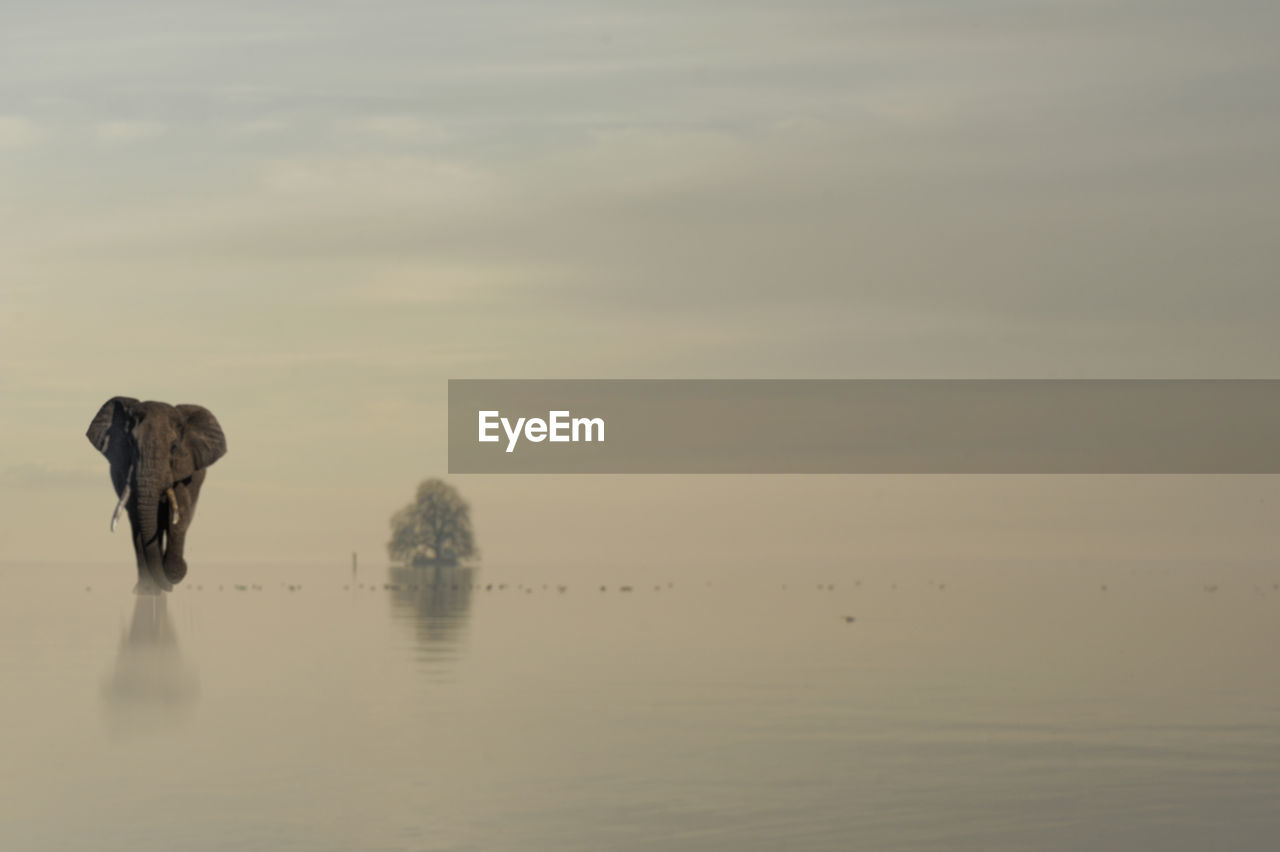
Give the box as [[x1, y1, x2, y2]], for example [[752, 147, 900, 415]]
[[177, 404, 227, 470], [86, 397, 140, 458]]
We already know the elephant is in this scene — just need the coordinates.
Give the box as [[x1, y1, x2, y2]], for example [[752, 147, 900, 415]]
[[87, 397, 227, 594]]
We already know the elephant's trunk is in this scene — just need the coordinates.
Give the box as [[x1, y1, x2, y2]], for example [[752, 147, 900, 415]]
[[134, 456, 170, 589], [137, 480, 161, 548]]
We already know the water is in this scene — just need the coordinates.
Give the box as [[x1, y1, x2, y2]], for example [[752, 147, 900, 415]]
[[3, 561, 1279, 851]]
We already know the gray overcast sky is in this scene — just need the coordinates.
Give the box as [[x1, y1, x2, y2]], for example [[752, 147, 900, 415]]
[[2, 1, 1278, 568]]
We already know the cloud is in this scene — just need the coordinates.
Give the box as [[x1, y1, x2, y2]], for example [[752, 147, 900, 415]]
[[222, 118, 290, 137], [0, 115, 43, 149], [345, 115, 448, 144], [94, 121, 167, 142], [340, 261, 557, 305], [0, 464, 101, 489]]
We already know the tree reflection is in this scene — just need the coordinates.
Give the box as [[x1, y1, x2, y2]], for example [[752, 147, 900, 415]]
[[100, 594, 199, 737], [387, 565, 474, 661]]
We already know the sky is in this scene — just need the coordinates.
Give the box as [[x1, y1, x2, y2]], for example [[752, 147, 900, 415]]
[[2, 0, 1278, 571]]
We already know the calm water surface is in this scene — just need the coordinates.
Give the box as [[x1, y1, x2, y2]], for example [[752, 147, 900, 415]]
[[2, 561, 1279, 851]]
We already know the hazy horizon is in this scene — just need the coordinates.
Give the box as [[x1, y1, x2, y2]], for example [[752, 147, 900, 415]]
[[4, 0, 1279, 568]]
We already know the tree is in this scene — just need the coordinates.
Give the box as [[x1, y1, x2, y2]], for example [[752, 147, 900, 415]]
[[387, 479, 476, 566]]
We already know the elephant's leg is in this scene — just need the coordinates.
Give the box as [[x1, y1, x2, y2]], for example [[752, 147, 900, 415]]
[[132, 528, 163, 594], [163, 511, 189, 584], [162, 473, 204, 585], [131, 527, 148, 590], [130, 507, 172, 594]]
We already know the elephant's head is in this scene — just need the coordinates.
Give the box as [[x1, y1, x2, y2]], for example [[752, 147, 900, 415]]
[[87, 397, 226, 590]]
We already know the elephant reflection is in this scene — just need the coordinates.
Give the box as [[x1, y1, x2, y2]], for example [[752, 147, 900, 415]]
[[101, 594, 199, 736], [388, 565, 474, 653]]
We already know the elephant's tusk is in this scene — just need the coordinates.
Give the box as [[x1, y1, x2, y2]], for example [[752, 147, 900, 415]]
[[166, 487, 181, 526], [111, 466, 132, 532]]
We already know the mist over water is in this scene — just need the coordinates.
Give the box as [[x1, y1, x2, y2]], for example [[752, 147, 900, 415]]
[[3, 559, 1280, 851]]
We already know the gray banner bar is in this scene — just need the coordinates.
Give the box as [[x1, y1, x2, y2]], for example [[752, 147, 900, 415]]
[[448, 380, 1280, 473]]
